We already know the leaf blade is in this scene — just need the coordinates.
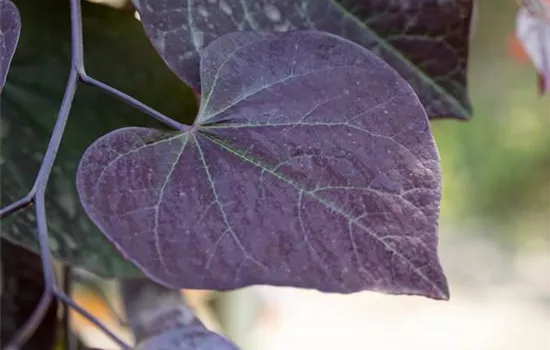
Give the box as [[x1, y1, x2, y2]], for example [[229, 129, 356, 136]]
[[0, 0, 20, 92], [77, 31, 448, 299], [0, 0, 196, 277], [132, 0, 474, 119]]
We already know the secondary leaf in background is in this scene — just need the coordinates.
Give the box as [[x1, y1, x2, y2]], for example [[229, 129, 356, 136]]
[[1, 238, 58, 350], [0, 0, 196, 277], [0, 0, 20, 91], [136, 326, 239, 350], [122, 278, 239, 350], [132, 0, 474, 120], [77, 31, 448, 299], [516, 0, 550, 93]]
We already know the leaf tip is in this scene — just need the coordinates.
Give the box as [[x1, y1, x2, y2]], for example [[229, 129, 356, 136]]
[[433, 285, 451, 301], [426, 270, 450, 301]]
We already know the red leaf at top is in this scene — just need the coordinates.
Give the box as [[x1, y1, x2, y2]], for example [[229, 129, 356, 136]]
[[516, 0, 550, 94]]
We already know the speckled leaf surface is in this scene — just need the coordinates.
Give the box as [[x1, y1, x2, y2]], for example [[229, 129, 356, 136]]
[[132, 0, 473, 119], [77, 31, 448, 299], [0, 0, 196, 277], [0, 0, 20, 91]]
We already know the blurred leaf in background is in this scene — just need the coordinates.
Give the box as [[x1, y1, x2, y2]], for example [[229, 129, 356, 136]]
[[433, 0, 550, 247]]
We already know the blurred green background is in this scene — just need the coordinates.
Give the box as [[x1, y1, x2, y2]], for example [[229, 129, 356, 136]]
[[433, 0, 549, 249]]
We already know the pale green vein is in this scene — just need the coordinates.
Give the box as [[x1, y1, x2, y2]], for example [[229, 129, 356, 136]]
[[200, 65, 353, 123], [202, 132, 444, 297], [193, 134, 265, 269], [188, 0, 198, 51], [239, 0, 258, 30], [92, 131, 184, 204], [153, 134, 189, 275], [202, 121, 433, 178], [328, 0, 469, 117], [197, 36, 267, 124], [296, 190, 340, 284]]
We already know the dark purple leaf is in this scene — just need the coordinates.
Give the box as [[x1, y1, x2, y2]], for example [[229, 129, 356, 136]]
[[1, 0, 197, 278], [132, 0, 473, 119], [77, 31, 448, 299], [0, 0, 20, 92]]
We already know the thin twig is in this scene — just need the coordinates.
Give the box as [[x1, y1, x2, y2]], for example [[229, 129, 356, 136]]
[[2, 0, 131, 348], [79, 75, 190, 131], [74, 273, 129, 327], [69, 0, 188, 132], [0, 0, 197, 346], [54, 287, 131, 349], [63, 266, 78, 350], [3, 63, 79, 350], [0, 194, 33, 218]]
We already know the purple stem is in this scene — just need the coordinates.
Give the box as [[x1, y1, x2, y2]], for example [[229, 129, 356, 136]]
[[0, 0, 151, 348]]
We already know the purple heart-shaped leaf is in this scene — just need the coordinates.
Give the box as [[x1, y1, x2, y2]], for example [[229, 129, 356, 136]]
[[0, 0, 21, 92], [132, 0, 474, 119], [76, 30, 448, 299]]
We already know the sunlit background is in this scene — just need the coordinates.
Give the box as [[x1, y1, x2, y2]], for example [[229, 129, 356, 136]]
[[73, 0, 550, 349]]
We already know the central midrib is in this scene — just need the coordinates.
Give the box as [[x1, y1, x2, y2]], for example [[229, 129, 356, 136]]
[[198, 131, 444, 296]]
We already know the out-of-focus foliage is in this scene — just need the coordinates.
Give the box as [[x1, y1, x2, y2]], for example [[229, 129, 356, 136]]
[[132, 0, 474, 120], [0, 0, 197, 277], [1, 238, 58, 350], [433, 0, 550, 245]]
